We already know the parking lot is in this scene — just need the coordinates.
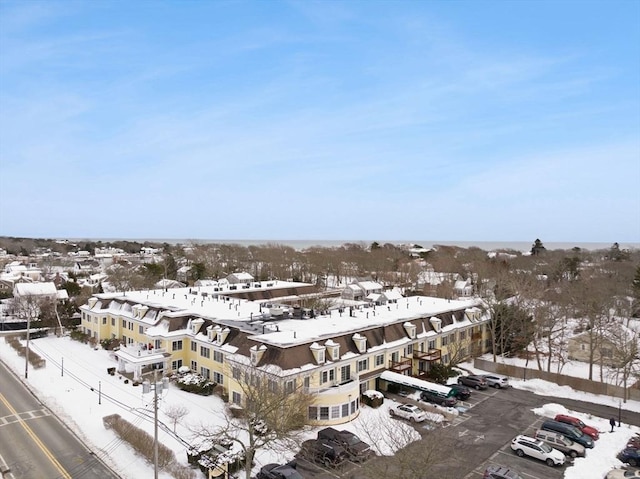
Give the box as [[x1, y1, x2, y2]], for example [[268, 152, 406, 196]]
[[285, 385, 639, 479]]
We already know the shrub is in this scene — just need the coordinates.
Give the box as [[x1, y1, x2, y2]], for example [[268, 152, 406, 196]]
[[70, 329, 91, 343], [176, 373, 215, 395]]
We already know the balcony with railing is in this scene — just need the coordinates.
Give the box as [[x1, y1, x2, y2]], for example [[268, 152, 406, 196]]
[[413, 348, 441, 362], [305, 374, 360, 396], [388, 357, 412, 374]]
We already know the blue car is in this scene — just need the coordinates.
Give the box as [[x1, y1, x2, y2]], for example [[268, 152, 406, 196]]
[[618, 447, 640, 467]]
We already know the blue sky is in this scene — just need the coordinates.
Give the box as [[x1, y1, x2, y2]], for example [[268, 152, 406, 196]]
[[1, 0, 639, 243]]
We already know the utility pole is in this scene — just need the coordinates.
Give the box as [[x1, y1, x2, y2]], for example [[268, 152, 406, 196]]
[[143, 368, 169, 479], [25, 314, 31, 379]]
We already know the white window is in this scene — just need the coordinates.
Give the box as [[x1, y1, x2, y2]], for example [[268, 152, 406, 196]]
[[191, 341, 197, 352], [172, 340, 183, 351], [200, 367, 210, 379], [331, 406, 340, 419], [213, 372, 223, 384], [200, 346, 210, 358], [317, 350, 325, 363], [375, 354, 384, 367], [428, 339, 436, 350], [213, 350, 224, 363], [441, 335, 448, 346], [191, 360, 197, 371], [171, 359, 182, 370], [232, 367, 241, 380], [232, 391, 242, 405], [139, 325, 144, 334]]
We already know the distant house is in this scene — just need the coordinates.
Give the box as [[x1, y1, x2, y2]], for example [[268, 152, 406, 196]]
[[226, 272, 254, 285], [154, 279, 186, 290], [568, 329, 638, 367], [454, 278, 473, 298], [177, 266, 192, 283], [74, 260, 101, 275], [13, 282, 68, 301], [341, 279, 383, 301]]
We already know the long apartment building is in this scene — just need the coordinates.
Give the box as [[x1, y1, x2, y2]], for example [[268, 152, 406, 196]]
[[79, 279, 491, 426]]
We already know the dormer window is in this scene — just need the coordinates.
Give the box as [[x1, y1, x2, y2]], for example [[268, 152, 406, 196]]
[[403, 322, 416, 339], [352, 333, 367, 353], [325, 340, 340, 361], [250, 344, 267, 365], [429, 317, 442, 333], [310, 342, 326, 365]]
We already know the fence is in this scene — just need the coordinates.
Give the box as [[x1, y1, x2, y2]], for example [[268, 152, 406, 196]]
[[474, 358, 640, 402]]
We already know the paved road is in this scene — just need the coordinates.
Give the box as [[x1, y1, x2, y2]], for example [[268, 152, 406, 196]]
[[0, 360, 121, 479]]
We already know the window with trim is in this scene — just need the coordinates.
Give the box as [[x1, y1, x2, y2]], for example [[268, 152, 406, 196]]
[[111, 318, 115, 326], [102, 317, 107, 325], [428, 339, 436, 350], [139, 325, 144, 334], [128, 321, 133, 331], [200, 346, 210, 358], [407, 343, 414, 355], [122, 319, 126, 327], [213, 372, 223, 384], [232, 367, 241, 380], [200, 367, 210, 379], [172, 340, 183, 351], [375, 354, 384, 367], [303, 376, 310, 388], [213, 350, 224, 363], [332, 347, 339, 360], [331, 406, 340, 419], [442, 353, 450, 364], [232, 391, 242, 405], [320, 369, 335, 384], [342, 403, 349, 417], [441, 335, 448, 346], [268, 379, 278, 393], [317, 350, 325, 363], [340, 364, 351, 383], [320, 407, 329, 420], [191, 341, 197, 352], [459, 329, 466, 340], [308, 406, 318, 420], [357, 358, 369, 372], [191, 360, 197, 371], [171, 359, 182, 370], [391, 351, 399, 363], [285, 379, 296, 393]]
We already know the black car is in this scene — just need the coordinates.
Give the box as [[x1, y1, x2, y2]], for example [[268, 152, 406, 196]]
[[317, 427, 371, 462], [257, 461, 304, 479], [457, 374, 488, 390], [299, 439, 348, 467], [420, 390, 458, 407], [448, 383, 471, 400]]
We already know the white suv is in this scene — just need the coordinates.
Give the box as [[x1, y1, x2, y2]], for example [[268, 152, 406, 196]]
[[389, 403, 427, 423], [483, 374, 510, 388], [510, 435, 565, 466]]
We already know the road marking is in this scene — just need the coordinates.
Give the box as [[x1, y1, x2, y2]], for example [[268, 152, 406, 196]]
[[0, 408, 50, 427], [0, 393, 72, 479]]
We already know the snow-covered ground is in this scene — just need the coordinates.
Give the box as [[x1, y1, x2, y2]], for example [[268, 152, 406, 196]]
[[0, 335, 638, 479]]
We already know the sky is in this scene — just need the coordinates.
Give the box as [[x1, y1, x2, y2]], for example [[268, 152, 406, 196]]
[[0, 335, 638, 479], [0, 0, 639, 243]]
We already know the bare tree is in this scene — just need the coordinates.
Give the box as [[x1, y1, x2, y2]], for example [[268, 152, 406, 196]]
[[190, 362, 313, 479], [164, 403, 189, 433]]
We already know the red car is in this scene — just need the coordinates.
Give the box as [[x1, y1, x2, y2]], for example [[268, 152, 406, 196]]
[[554, 414, 599, 440]]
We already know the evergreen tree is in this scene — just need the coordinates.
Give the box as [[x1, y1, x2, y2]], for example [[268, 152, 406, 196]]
[[530, 239, 546, 256]]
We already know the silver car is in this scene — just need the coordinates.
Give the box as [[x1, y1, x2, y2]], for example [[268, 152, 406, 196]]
[[534, 429, 586, 458], [483, 374, 510, 388]]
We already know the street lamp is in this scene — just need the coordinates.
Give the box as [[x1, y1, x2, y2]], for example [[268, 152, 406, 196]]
[[143, 369, 169, 479]]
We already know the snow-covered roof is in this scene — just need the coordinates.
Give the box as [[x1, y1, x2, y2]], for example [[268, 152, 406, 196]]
[[14, 282, 58, 297]]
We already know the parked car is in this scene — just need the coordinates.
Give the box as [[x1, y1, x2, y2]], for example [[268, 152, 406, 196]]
[[618, 447, 640, 467], [606, 469, 640, 479], [483, 374, 510, 389], [389, 403, 427, 422], [458, 375, 488, 390], [447, 383, 471, 400], [299, 439, 348, 468], [510, 435, 565, 466], [483, 465, 524, 479], [257, 461, 304, 479], [540, 419, 594, 449], [317, 427, 371, 462], [420, 390, 458, 407], [534, 429, 586, 458], [554, 414, 600, 440]]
